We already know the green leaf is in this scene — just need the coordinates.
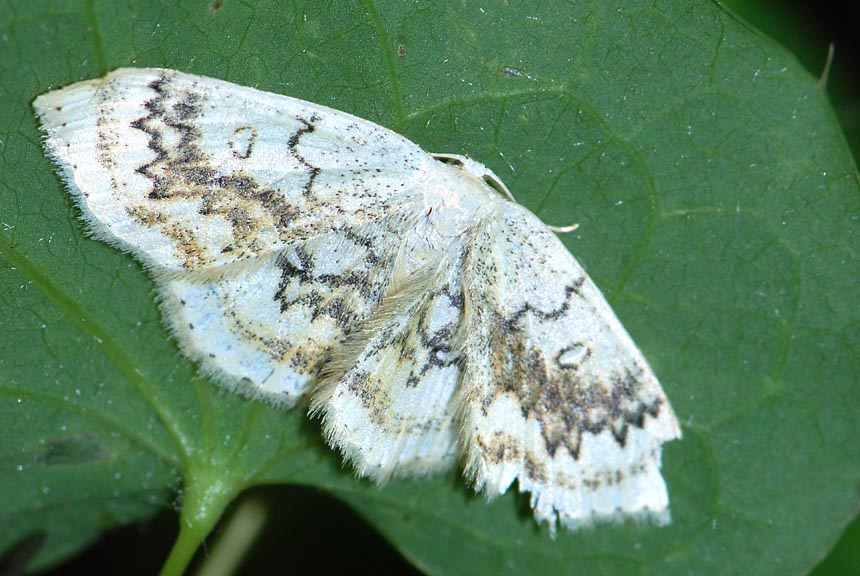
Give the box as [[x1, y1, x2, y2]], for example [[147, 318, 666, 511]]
[[2, 0, 858, 574]]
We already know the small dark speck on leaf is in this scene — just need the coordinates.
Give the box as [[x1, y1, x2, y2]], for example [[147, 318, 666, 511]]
[[211, 0, 223, 10], [41, 434, 109, 466], [397, 44, 406, 58]]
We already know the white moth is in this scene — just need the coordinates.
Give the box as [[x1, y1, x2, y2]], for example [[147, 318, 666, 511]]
[[34, 68, 681, 532]]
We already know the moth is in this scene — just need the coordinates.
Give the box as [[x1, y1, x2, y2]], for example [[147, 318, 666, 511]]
[[34, 68, 681, 531]]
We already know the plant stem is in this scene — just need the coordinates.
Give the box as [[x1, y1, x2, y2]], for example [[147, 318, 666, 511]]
[[159, 473, 238, 576], [193, 497, 268, 576]]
